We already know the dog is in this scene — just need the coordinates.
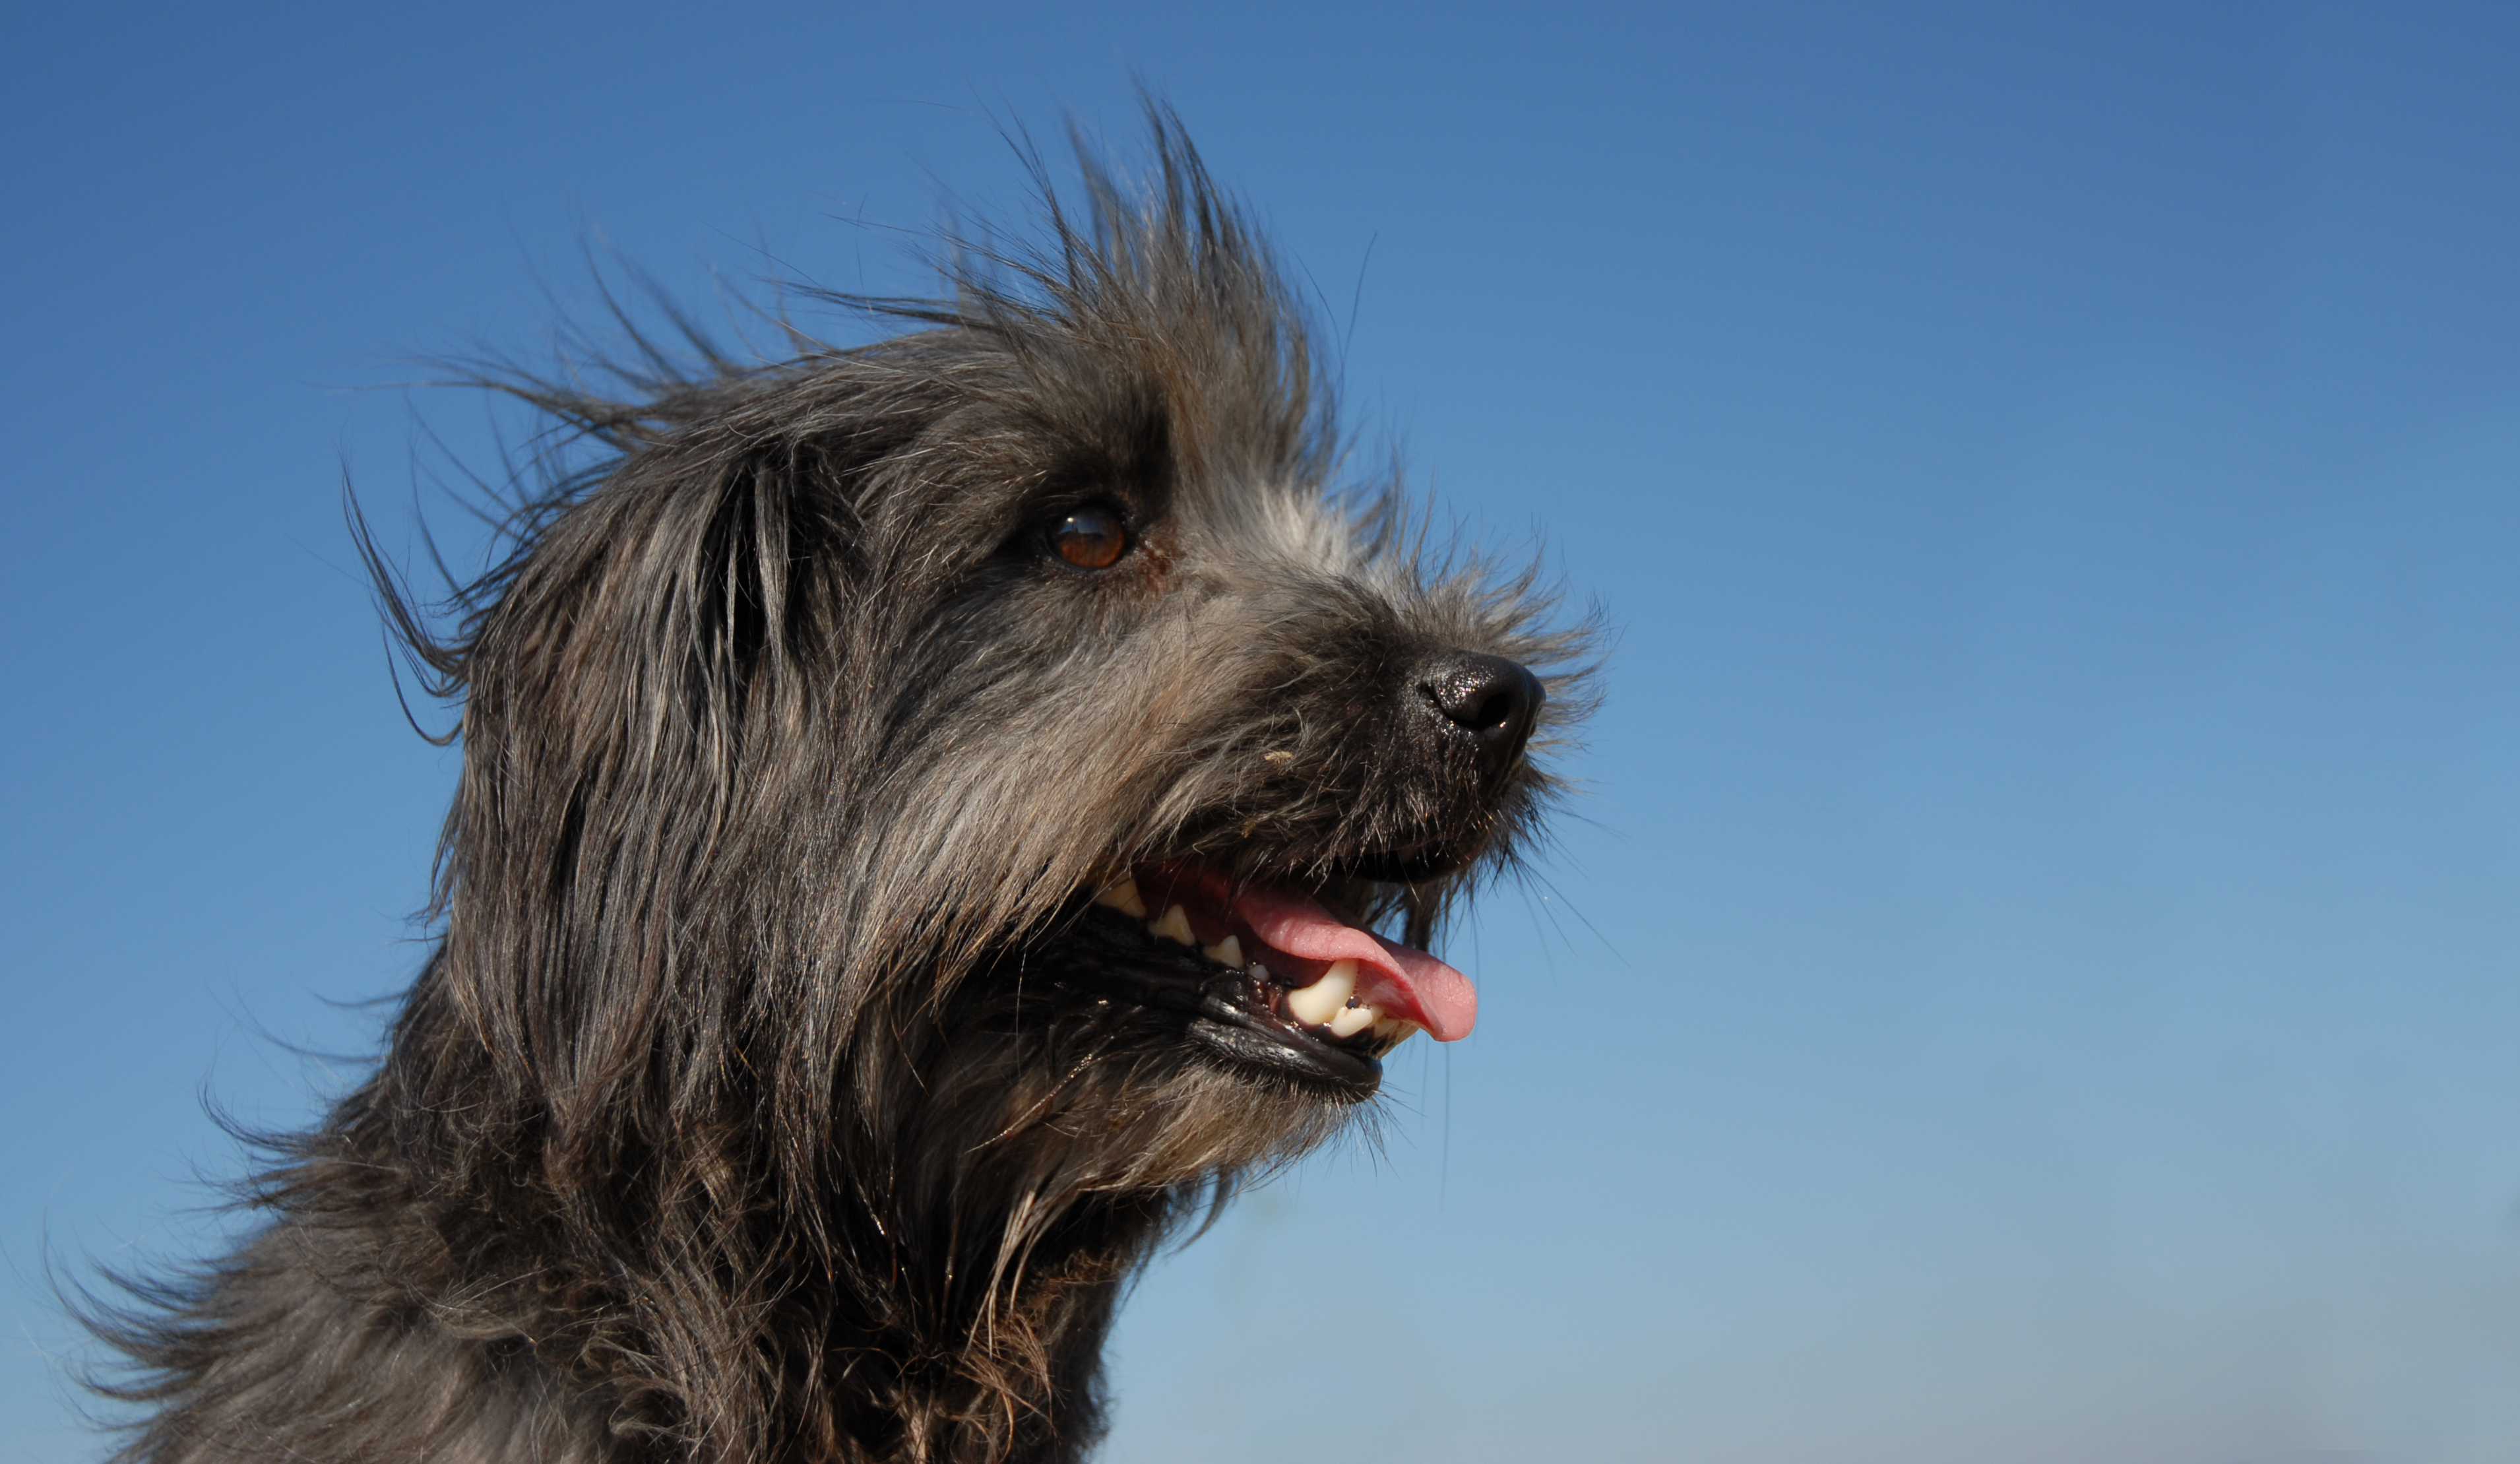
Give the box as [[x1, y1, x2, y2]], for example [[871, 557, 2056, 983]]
[[90, 115, 1589, 1463]]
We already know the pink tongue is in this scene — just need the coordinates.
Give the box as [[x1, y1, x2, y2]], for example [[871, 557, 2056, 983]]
[[1228, 884, 1479, 1042]]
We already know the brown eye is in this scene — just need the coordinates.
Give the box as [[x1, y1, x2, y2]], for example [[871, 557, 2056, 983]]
[[1047, 504, 1128, 570]]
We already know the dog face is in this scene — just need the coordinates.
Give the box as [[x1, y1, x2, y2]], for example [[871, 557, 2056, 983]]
[[926, 429, 1556, 1071], [865, 356, 1575, 1197], [417, 138, 1587, 1223], [787, 251, 1572, 1199]]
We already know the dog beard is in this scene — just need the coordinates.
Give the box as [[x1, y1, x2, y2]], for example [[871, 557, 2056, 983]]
[[88, 111, 1593, 1464]]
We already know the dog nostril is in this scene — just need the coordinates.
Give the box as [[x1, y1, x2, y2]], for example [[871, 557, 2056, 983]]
[[1416, 651, 1544, 772], [1456, 684, 1517, 730]]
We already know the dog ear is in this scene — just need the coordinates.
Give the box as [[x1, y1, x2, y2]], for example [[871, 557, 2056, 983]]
[[396, 445, 808, 1133]]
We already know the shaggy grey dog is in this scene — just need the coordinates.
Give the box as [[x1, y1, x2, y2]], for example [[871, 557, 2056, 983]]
[[90, 117, 1589, 1464]]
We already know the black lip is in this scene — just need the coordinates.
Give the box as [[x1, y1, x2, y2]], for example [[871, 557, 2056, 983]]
[[1328, 845, 1464, 883], [1040, 904, 1385, 1095]]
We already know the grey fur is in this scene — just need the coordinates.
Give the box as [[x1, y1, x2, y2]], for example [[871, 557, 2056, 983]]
[[82, 113, 1594, 1463]]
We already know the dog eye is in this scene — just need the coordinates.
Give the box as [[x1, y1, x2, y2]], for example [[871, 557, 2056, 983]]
[[1046, 505, 1129, 570]]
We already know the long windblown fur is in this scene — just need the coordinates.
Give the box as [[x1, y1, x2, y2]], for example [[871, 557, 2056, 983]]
[[84, 112, 1594, 1463]]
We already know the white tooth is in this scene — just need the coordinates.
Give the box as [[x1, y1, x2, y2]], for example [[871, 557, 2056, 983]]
[[1329, 1002, 1379, 1038], [1371, 1016, 1420, 1046], [1203, 934, 1243, 969], [1248, 961, 1269, 982], [1094, 877, 1149, 919], [1148, 905, 1197, 946], [1284, 959, 1358, 1026]]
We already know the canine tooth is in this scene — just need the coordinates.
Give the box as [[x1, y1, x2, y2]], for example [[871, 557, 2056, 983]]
[[1203, 934, 1243, 969], [1149, 905, 1197, 946], [1094, 877, 1149, 919], [1328, 1002, 1379, 1038], [1284, 960, 1357, 1025]]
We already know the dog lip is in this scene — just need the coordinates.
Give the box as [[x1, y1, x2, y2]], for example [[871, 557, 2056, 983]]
[[1138, 862, 1478, 1042], [1329, 846, 1464, 881], [1183, 1002, 1384, 1094], [1058, 908, 1386, 1093]]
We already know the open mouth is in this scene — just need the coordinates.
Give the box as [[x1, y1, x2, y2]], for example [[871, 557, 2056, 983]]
[[1061, 860, 1478, 1093]]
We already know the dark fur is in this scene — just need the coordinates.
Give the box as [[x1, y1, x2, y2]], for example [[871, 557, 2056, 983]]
[[85, 116, 1591, 1463]]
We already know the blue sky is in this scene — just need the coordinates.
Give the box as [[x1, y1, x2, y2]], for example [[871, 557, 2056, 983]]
[[7, 5, 2520, 1461]]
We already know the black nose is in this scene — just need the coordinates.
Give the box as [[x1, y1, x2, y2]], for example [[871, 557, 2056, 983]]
[[1415, 650, 1544, 776]]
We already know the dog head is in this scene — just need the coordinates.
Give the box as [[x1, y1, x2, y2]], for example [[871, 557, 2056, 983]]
[[364, 115, 1590, 1453]]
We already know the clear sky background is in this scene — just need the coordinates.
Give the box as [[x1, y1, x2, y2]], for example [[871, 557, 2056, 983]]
[[7, 5, 2520, 1461]]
